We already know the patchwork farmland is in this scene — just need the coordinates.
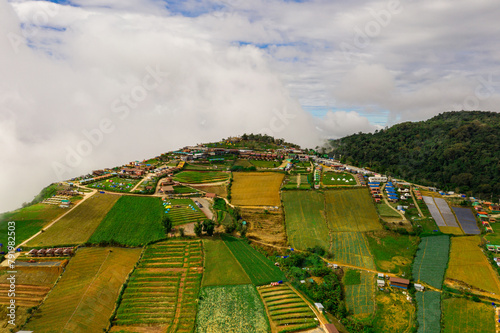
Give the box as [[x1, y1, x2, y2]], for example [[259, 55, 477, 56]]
[[173, 171, 230, 184], [25, 247, 141, 333], [222, 234, 286, 285], [446, 236, 500, 294], [202, 238, 251, 286], [162, 198, 207, 226], [412, 235, 450, 289], [345, 271, 375, 316], [196, 284, 270, 333], [258, 284, 318, 333], [27, 193, 120, 247], [415, 291, 441, 333], [442, 297, 495, 333], [422, 196, 462, 234], [282, 191, 331, 251], [231, 172, 284, 206], [88, 195, 165, 246], [324, 188, 382, 232], [111, 240, 203, 332], [331, 232, 375, 270]]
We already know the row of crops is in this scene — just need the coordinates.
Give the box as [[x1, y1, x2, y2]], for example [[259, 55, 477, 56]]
[[112, 240, 203, 332], [162, 198, 207, 226], [258, 284, 318, 333]]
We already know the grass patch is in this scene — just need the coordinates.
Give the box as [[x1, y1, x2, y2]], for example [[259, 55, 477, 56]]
[[88, 196, 164, 246], [196, 284, 270, 333], [87, 176, 140, 192], [202, 238, 251, 286], [322, 171, 356, 186], [372, 291, 416, 332], [343, 270, 361, 285], [27, 193, 119, 247], [174, 171, 229, 184], [376, 202, 401, 218]]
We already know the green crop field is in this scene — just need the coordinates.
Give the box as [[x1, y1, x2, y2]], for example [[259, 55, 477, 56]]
[[202, 238, 251, 286], [173, 171, 230, 184], [196, 284, 270, 333], [222, 235, 286, 285], [162, 198, 207, 226], [112, 240, 203, 332], [446, 236, 500, 294], [322, 172, 356, 186], [376, 202, 402, 218], [87, 176, 140, 192], [416, 291, 441, 333], [412, 235, 450, 289], [442, 297, 495, 333], [331, 232, 375, 270], [231, 172, 284, 206], [366, 231, 419, 276], [250, 160, 280, 168], [345, 271, 375, 316], [173, 185, 199, 194], [88, 196, 164, 246], [324, 188, 382, 232], [282, 191, 331, 251], [258, 284, 318, 333], [25, 247, 141, 333], [0, 203, 66, 247], [27, 193, 120, 247]]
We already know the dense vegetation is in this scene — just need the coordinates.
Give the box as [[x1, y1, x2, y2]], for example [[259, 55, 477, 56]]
[[329, 111, 500, 199]]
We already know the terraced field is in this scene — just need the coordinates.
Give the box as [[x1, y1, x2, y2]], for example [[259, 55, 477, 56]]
[[331, 232, 375, 270], [173, 171, 230, 184], [282, 191, 331, 251], [27, 193, 120, 247], [231, 172, 284, 206], [345, 271, 376, 316], [222, 234, 286, 285], [258, 284, 318, 333], [163, 198, 207, 226], [25, 247, 141, 333], [111, 240, 203, 332]]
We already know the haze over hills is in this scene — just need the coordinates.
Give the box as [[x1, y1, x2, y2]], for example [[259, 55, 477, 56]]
[[328, 111, 500, 200]]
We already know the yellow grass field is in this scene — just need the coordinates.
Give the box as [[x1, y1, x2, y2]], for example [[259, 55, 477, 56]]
[[439, 226, 463, 235], [25, 247, 141, 333], [27, 193, 120, 247], [231, 172, 284, 206], [446, 236, 500, 294]]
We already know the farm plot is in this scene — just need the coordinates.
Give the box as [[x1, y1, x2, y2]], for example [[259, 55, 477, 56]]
[[442, 297, 495, 333], [345, 271, 375, 316], [87, 176, 140, 192], [331, 232, 375, 270], [282, 191, 331, 251], [173, 171, 229, 184], [88, 196, 164, 246], [173, 185, 199, 194], [423, 196, 446, 226], [372, 291, 416, 333], [27, 193, 120, 247], [324, 188, 382, 232], [446, 236, 500, 294], [202, 238, 251, 286], [423, 196, 462, 234], [0, 203, 66, 248], [196, 284, 270, 333], [415, 291, 441, 333], [412, 235, 450, 289], [258, 284, 318, 333], [243, 208, 287, 247], [231, 172, 284, 206], [162, 198, 207, 226], [322, 172, 356, 186], [25, 247, 141, 333], [434, 198, 459, 227], [222, 235, 286, 285], [452, 207, 480, 234], [111, 240, 203, 333], [191, 184, 227, 197]]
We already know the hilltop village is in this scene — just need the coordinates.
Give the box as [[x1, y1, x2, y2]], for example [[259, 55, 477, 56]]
[[1, 135, 500, 333]]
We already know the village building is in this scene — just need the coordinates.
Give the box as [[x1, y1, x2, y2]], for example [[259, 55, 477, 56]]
[[389, 277, 410, 289]]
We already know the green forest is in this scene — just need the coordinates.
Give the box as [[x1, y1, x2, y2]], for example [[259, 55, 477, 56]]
[[329, 111, 500, 199]]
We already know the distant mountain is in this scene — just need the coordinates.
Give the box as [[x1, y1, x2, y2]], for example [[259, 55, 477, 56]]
[[329, 111, 500, 199]]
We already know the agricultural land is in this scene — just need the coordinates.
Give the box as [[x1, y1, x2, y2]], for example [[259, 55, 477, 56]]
[[441, 297, 495, 333], [415, 291, 441, 333], [412, 235, 450, 289], [344, 271, 375, 317], [231, 172, 284, 206], [173, 171, 230, 184], [162, 198, 207, 226]]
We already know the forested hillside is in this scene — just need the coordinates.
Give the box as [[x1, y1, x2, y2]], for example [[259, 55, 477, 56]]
[[329, 111, 500, 199]]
